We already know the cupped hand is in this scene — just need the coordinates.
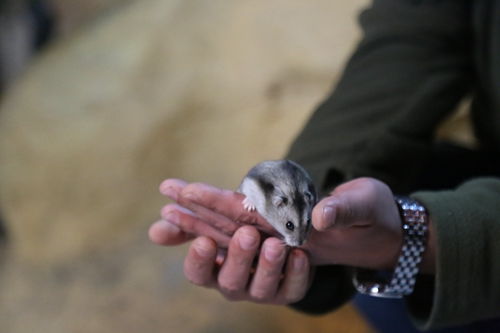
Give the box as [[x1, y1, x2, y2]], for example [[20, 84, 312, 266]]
[[149, 179, 310, 305], [183, 226, 310, 304], [149, 177, 404, 270], [149, 176, 425, 303], [149, 178, 280, 249]]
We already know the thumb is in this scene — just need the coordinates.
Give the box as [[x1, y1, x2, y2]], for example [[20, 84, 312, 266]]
[[312, 193, 371, 231]]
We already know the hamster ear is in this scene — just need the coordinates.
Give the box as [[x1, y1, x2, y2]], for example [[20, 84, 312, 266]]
[[305, 191, 315, 203], [272, 195, 288, 207]]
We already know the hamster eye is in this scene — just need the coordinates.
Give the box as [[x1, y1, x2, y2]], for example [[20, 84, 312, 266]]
[[286, 221, 295, 231]]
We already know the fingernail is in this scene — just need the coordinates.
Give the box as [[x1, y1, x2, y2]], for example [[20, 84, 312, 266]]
[[193, 239, 214, 258], [160, 184, 178, 200], [323, 205, 335, 226], [165, 188, 177, 200], [238, 230, 258, 250], [149, 220, 180, 244], [264, 244, 283, 262]]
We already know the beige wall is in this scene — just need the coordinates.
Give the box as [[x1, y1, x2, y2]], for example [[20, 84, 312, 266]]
[[0, 1, 373, 332]]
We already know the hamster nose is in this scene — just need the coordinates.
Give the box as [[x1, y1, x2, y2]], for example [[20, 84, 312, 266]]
[[287, 238, 302, 247]]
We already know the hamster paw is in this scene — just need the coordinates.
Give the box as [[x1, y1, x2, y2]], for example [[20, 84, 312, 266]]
[[242, 197, 256, 212]]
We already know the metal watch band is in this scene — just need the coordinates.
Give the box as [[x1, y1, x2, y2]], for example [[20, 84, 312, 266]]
[[352, 196, 429, 298]]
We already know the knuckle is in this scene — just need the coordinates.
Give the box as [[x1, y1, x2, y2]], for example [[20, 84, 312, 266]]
[[234, 255, 253, 267], [357, 177, 384, 196], [214, 219, 239, 235], [363, 178, 379, 195]]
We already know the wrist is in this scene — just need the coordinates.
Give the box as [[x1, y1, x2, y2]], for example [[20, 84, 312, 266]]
[[353, 196, 430, 298]]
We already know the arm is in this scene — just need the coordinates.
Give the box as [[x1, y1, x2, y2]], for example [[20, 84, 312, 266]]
[[150, 178, 423, 310], [409, 178, 500, 329], [150, 0, 487, 328], [288, 0, 471, 194], [287, 0, 472, 323]]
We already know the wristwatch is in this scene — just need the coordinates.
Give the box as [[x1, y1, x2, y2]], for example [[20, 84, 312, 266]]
[[352, 196, 429, 298]]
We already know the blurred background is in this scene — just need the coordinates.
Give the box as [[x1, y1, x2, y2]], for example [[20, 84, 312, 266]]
[[0, 0, 474, 332]]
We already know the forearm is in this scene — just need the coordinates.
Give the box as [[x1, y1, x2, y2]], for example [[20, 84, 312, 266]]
[[409, 178, 500, 329], [286, 0, 472, 321], [287, 0, 471, 195]]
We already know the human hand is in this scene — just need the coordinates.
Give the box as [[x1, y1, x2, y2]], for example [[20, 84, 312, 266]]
[[149, 179, 311, 305], [304, 177, 403, 269], [149, 179, 280, 249], [149, 177, 402, 269], [182, 227, 310, 304]]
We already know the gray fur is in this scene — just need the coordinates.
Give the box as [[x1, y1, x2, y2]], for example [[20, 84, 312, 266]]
[[237, 160, 317, 247]]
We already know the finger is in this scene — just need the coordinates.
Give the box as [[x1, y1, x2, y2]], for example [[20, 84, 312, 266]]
[[179, 182, 277, 235], [312, 197, 334, 231], [184, 236, 218, 286], [159, 178, 188, 200], [248, 237, 287, 302], [215, 248, 227, 266], [161, 204, 231, 248], [148, 220, 194, 246], [276, 249, 310, 304], [312, 189, 372, 231], [164, 200, 240, 236], [217, 226, 260, 300]]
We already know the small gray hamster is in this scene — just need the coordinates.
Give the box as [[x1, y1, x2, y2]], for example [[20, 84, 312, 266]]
[[237, 160, 317, 247]]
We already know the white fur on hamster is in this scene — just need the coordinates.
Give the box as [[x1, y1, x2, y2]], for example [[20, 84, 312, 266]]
[[237, 160, 317, 247]]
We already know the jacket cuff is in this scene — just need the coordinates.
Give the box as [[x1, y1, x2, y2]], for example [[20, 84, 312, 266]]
[[408, 179, 500, 329]]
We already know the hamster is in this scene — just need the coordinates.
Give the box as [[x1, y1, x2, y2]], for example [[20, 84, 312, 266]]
[[237, 160, 317, 247]]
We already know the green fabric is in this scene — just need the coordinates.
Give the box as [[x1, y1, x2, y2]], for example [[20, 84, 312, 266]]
[[287, 0, 500, 329], [289, 0, 472, 193], [411, 179, 500, 329]]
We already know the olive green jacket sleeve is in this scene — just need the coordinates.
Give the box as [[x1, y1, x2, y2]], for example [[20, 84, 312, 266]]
[[410, 179, 500, 329], [286, 0, 500, 329], [288, 0, 471, 195]]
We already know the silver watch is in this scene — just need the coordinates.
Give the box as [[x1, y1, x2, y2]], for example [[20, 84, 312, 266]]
[[352, 196, 429, 298]]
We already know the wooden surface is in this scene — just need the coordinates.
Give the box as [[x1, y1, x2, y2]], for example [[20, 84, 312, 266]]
[[0, 0, 376, 331]]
